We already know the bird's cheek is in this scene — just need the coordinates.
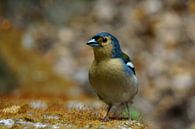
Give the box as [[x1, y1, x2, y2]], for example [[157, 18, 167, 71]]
[[101, 40, 111, 46], [104, 44, 113, 51]]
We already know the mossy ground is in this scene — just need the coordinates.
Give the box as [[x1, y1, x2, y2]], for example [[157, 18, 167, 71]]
[[0, 93, 149, 129]]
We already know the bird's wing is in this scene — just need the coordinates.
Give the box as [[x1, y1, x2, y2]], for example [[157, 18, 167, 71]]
[[121, 52, 136, 75]]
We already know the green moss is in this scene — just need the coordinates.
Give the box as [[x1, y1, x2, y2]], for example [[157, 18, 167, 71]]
[[122, 107, 143, 121]]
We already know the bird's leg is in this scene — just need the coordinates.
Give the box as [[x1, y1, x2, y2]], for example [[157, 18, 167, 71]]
[[102, 104, 112, 122], [124, 102, 131, 120]]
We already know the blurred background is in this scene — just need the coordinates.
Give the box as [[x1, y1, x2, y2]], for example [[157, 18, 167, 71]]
[[0, 0, 195, 128]]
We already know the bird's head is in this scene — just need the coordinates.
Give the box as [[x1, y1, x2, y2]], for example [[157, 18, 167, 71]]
[[86, 32, 122, 61]]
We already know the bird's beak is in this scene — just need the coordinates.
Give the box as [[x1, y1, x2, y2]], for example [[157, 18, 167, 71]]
[[86, 39, 100, 47]]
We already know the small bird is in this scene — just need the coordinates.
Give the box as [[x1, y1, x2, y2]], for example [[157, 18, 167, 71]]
[[86, 32, 138, 121]]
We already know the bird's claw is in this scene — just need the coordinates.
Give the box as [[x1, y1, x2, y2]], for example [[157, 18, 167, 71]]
[[101, 116, 110, 122]]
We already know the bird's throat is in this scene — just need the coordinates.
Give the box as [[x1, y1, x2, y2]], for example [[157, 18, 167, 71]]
[[93, 47, 112, 62]]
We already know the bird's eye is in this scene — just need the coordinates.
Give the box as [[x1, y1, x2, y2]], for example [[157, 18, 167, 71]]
[[102, 37, 107, 43]]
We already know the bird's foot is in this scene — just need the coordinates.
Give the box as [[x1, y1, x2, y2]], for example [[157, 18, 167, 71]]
[[109, 116, 131, 121], [101, 116, 110, 122]]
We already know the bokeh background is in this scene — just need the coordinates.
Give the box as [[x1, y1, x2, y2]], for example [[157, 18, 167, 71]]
[[0, 0, 195, 129]]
